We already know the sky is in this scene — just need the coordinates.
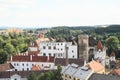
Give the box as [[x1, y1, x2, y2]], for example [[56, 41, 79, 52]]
[[0, 0, 120, 28]]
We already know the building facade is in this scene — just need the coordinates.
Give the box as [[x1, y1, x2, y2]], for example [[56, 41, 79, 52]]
[[9, 55, 55, 71], [39, 42, 77, 58]]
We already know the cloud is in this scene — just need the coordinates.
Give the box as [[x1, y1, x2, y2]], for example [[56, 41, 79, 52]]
[[0, 0, 36, 9]]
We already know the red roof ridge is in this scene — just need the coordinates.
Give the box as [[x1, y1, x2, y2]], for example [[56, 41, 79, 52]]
[[97, 40, 103, 51]]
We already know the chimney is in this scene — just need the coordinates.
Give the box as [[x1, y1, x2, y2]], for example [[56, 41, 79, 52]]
[[65, 44, 69, 66], [10, 56, 12, 61], [47, 56, 50, 62], [30, 55, 32, 61]]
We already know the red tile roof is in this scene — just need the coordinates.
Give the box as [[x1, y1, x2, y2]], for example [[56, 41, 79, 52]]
[[0, 63, 14, 71], [32, 65, 41, 71], [87, 60, 104, 72], [97, 41, 103, 51], [11, 55, 54, 62], [111, 68, 120, 76], [28, 51, 39, 56]]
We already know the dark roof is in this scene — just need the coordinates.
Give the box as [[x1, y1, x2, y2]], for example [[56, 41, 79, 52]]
[[0, 70, 51, 78], [55, 58, 84, 66], [88, 73, 120, 80], [0, 63, 14, 71]]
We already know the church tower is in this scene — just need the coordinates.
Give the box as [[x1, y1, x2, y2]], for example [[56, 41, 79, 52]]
[[94, 40, 106, 66]]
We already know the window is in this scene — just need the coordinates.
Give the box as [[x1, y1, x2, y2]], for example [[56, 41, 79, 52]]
[[26, 64, 28, 66], [69, 76, 71, 79], [14, 63, 16, 66], [61, 49, 63, 51], [43, 53, 46, 56], [65, 75, 67, 77], [49, 53, 51, 56], [42, 64, 43, 67], [32, 64, 34, 66], [54, 54, 56, 57], [74, 78, 76, 80], [73, 56, 74, 58], [61, 43, 63, 45], [22, 68, 24, 71], [53, 46, 56, 49], [27, 68, 29, 71], [72, 50, 74, 53], [17, 64, 19, 66], [48, 46, 51, 49], [22, 64, 24, 66], [15, 69, 17, 71], [14, 79, 17, 80], [43, 46, 46, 49]]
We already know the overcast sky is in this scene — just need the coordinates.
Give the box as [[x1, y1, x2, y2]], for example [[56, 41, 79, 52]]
[[0, 0, 120, 28]]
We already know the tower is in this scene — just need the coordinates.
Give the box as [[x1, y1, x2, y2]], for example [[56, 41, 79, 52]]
[[94, 40, 106, 66], [78, 35, 89, 62]]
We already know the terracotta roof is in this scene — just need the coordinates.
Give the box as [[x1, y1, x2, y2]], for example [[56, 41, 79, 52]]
[[12, 55, 30, 62], [0, 63, 14, 71], [28, 51, 39, 56], [11, 55, 55, 62], [87, 60, 104, 72], [32, 65, 41, 71], [97, 41, 103, 51], [111, 68, 120, 76], [55, 58, 84, 66], [110, 52, 115, 57]]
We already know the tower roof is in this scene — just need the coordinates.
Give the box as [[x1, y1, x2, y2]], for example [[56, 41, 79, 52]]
[[110, 52, 115, 57], [97, 41, 103, 51]]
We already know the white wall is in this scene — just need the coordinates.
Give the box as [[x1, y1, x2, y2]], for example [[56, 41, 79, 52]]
[[11, 62, 54, 71], [28, 47, 38, 51], [68, 46, 77, 58], [39, 42, 77, 58]]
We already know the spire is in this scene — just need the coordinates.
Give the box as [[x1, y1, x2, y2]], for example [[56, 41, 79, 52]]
[[110, 51, 115, 57], [97, 40, 103, 51]]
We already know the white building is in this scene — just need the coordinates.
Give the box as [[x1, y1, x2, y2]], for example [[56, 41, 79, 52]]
[[39, 42, 77, 58], [9, 55, 55, 71]]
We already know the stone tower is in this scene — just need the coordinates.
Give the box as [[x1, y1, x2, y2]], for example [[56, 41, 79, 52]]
[[78, 35, 89, 62]]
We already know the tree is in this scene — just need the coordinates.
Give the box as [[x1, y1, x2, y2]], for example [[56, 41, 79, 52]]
[[0, 37, 4, 48], [105, 36, 119, 55], [17, 43, 27, 52], [28, 72, 37, 80], [0, 49, 8, 64], [38, 71, 54, 80], [38, 66, 62, 80], [4, 43, 16, 55], [52, 65, 62, 80]]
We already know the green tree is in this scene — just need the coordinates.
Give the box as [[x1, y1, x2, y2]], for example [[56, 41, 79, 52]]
[[0, 49, 8, 64], [17, 43, 27, 52], [105, 36, 119, 54], [4, 43, 16, 55], [53, 65, 62, 80], [38, 71, 54, 80], [28, 72, 37, 80], [0, 37, 4, 48]]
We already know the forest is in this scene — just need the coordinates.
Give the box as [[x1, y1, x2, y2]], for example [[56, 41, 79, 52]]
[[0, 32, 35, 64]]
